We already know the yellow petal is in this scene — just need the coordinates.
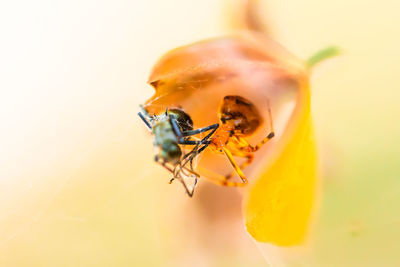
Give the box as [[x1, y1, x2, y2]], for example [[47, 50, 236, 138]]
[[244, 76, 317, 246]]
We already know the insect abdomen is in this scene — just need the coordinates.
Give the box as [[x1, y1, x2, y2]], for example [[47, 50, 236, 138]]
[[218, 95, 262, 136]]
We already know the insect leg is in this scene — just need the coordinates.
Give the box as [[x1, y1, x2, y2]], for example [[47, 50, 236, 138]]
[[182, 124, 218, 158], [170, 118, 219, 146], [179, 140, 211, 145], [179, 123, 218, 168], [187, 142, 211, 171], [222, 147, 248, 185], [154, 156, 174, 173], [180, 138, 211, 168], [155, 157, 178, 185], [178, 123, 218, 146], [177, 175, 197, 197], [177, 159, 201, 178], [174, 162, 199, 197], [246, 99, 275, 151], [224, 151, 254, 180], [170, 118, 184, 139], [181, 166, 200, 196], [193, 165, 247, 187], [180, 145, 248, 187], [170, 116, 218, 139], [238, 133, 274, 152], [181, 123, 219, 137], [138, 112, 152, 130], [174, 123, 219, 188]]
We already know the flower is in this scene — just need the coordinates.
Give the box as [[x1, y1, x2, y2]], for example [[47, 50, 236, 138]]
[[144, 31, 317, 246]]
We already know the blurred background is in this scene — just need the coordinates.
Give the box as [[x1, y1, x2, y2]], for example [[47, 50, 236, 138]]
[[0, 0, 399, 266]]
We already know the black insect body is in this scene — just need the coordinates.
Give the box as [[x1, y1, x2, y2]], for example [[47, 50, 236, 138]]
[[138, 106, 218, 196]]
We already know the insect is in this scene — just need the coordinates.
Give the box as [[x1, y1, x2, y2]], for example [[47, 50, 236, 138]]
[[180, 95, 275, 187], [138, 106, 218, 196]]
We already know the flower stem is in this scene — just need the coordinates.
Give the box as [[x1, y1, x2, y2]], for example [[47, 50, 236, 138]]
[[306, 46, 341, 69]]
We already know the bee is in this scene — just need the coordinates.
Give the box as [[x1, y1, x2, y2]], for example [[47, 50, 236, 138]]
[[138, 106, 218, 196], [180, 95, 275, 187]]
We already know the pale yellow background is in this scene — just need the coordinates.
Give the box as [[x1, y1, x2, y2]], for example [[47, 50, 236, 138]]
[[0, 0, 399, 266]]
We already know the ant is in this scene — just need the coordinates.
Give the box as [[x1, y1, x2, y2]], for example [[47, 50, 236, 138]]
[[138, 105, 218, 196]]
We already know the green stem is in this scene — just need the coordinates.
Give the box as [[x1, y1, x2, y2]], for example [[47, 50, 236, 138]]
[[306, 46, 341, 69]]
